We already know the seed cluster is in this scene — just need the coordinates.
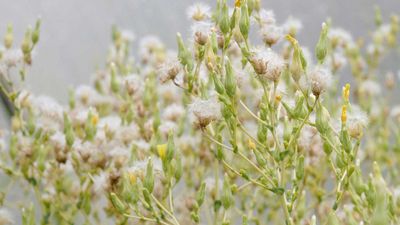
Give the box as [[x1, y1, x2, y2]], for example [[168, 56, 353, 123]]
[[0, 1, 399, 225]]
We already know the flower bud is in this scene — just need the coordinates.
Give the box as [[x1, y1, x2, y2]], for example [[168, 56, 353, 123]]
[[4, 24, 13, 49], [339, 128, 352, 153], [196, 182, 206, 206], [144, 158, 154, 193], [315, 104, 331, 134], [239, 3, 250, 39], [224, 58, 236, 98], [315, 22, 329, 64], [110, 63, 119, 94], [177, 33, 193, 71], [219, 2, 230, 35], [110, 193, 126, 213], [221, 175, 234, 209], [32, 18, 41, 45], [296, 155, 305, 180]]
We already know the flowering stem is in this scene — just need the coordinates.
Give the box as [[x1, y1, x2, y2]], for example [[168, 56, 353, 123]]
[[123, 213, 173, 225], [151, 193, 180, 225]]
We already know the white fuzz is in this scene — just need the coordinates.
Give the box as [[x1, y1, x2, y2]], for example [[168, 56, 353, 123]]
[[92, 172, 108, 195], [120, 29, 135, 42], [189, 97, 221, 127], [263, 49, 286, 82], [191, 21, 213, 45], [75, 85, 100, 105], [158, 58, 181, 83], [2, 49, 23, 67], [31, 95, 64, 121], [50, 131, 66, 150], [186, 3, 211, 21], [123, 74, 143, 95], [359, 80, 381, 97], [260, 24, 282, 46], [163, 103, 185, 121], [0, 208, 14, 225], [258, 9, 276, 26], [309, 66, 332, 96], [328, 28, 354, 47], [347, 106, 368, 139], [282, 17, 303, 35], [390, 105, 400, 122]]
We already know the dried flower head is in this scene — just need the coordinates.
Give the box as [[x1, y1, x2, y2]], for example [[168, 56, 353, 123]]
[[309, 66, 332, 96], [189, 97, 221, 128], [191, 21, 213, 45], [186, 3, 211, 21], [158, 58, 181, 83]]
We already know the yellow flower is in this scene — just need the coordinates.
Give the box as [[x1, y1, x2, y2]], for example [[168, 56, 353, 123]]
[[157, 144, 167, 160], [342, 83, 350, 101], [91, 114, 99, 126], [247, 139, 256, 150], [128, 172, 137, 185], [235, 0, 241, 7], [341, 105, 347, 124]]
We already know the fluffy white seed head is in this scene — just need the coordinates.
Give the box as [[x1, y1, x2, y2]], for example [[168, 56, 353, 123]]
[[309, 66, 332, 96], [186, 3, 211, 21], [347, 106, 368, 139], [191, 21, 213, 45], [260, 24, 282, 46], [359, 80, 381, 97], [189, 97, 221, 128], [158, 58, 181, 83], [263, 49, 286, 82], [282, 17, 303, 36]]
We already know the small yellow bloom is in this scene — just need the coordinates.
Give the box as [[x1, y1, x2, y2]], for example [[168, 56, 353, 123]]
[[91, 114, 99, 126], [128, 172, 137, 185], [341, 105, 347, 124], [157, 144, 167, 160], [342, 83, 350, 101], [235, 0, 241, 7], [285, 34, 298, 46], [247, 139, 256, 150], [275, 94, 282, 103]]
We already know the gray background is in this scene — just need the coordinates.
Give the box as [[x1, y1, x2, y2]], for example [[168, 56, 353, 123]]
[[0, 0, 399, 126]]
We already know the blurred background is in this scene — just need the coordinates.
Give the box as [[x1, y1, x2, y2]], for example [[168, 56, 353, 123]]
[[0, 0, 399, 126]]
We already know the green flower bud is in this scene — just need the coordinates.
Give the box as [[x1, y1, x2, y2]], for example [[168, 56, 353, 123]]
[[315, 22, 329, 64], [177, 33, 194, 71], [4, 24, 13, 49], [32, 18, 41, 45], [253, 149, 267, 167], [224, 58, 236, 98], [221, 175, 234, 209], [21, 28, 31, 55], [326, 211, 340, 225], [239, 3, 250, 39], [191, 212, 200, 223], [21, 204, 35, 225], [315, 104, 331, 134], [296, 155, 305, 180], [339, 128, 352, 153], [174, 153, 183, 182], [196, 182, 206, 206], [37, 145, 48, 172], [144, 158, 155, 193], [230, 7, 237, 31], [110, 193, 126, 213], [110, 64, 119, 94], [9, 134, 17, 160], [374, 6, 382, 27], [219, 2, 230, 34], [68, 88, 75, 109], [293, 95, 307, 119]]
